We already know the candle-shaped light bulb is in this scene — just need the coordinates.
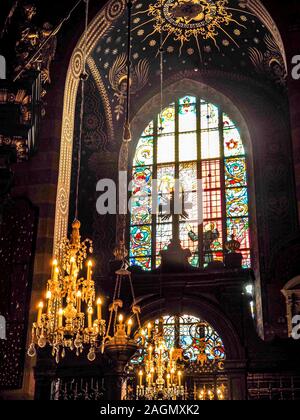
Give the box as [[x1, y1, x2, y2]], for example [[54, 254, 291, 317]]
[[148, 345, 153, 361], [178, 371, 182, 387], [139, 370, 143, 387], [88, 307, 93, 329], [167, 373, 171, 388], [77, 291, 82, 313], [118, 314, 124, 328], [58, 308, 63, 328], [147, 322, 152, 337], [53, 266, 59, 282], [37, 301, 44, 324], [97, 298, 102, 322], [46, 291, 52, 315], [52, 258, 58, 270], [127, 319, 133, 336]]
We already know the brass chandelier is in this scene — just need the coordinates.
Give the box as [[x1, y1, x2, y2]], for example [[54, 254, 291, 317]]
[[27, 222, 142, 363], [28, 0, 141, 364], [28, 220, 106, 363], [136, 319, 185, 400]]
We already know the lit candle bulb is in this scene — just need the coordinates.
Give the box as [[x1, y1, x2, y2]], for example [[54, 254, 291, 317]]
[[53, 267, 59, 282], [77, 291, 82, 313], [167, 373, 171, 388], [147, 322, 152, 337], [87, 260, 93, 281], [46, 291, 52, 315], [58, 308, 63, 328], [88, 307, 93, 329], [178, 371, 182, 387], [118, 314, 124, 326], [52, 258, 58, 278], [147, 373, 151, 386], [127, 319, 133, 336], [97, 298, 102, 321], [141, 329, 146, 345], [139, 370, 143, 387], [37, 302, 44, 324]]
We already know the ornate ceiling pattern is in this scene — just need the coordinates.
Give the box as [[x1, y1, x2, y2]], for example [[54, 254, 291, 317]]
[[91, 0, 286, 125]]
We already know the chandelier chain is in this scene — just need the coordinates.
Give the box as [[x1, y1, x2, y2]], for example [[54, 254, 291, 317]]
[[75, 0, 89, 221]]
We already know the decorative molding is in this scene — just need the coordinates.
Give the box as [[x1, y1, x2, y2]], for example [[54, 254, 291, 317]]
[[87, 56, 115, 142]]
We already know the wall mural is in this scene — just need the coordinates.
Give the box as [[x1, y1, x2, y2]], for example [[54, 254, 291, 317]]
[[92, 0, 287, 116], [109, 53, 150, 120]]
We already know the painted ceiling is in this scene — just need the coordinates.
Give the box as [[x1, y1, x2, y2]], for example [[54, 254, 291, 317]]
[[90, 0, 287, 123]]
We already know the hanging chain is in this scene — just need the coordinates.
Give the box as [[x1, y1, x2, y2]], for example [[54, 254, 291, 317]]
[[125, 0, 133, 128], [75, 0, 89, 221]]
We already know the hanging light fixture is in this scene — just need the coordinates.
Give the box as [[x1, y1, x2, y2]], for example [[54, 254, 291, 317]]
[[136, 319, 185, 400], [27, 220, 106, 363], [102, 0, 145, 370], [27, 0, 107, 363], [27, 0, 145, 366]]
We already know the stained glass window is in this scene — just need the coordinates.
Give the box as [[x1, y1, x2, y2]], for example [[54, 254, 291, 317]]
[[157, 315, 226, 363], [131, 315, 226, 365], [130, 96, 251, 270]]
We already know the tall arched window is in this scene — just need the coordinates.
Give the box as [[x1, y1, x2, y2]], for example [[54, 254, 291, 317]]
[[130, 95, 250, 270]]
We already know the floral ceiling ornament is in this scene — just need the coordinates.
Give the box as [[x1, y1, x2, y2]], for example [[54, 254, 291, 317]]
[[133, 0, 249, 56], [109, 53, 150, 120]]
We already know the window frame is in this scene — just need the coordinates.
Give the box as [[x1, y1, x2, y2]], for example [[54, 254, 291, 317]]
[[128, 95, 252, 270]]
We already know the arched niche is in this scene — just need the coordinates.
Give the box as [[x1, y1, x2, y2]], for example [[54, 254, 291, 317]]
[[136, 293, 245, 362]]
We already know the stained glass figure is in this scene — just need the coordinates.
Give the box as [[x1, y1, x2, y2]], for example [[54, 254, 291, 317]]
[[130, 96, 251, 270], [158, 105, 175, 134], [133, 137, 153, 167], [157, 315, 226, 364]]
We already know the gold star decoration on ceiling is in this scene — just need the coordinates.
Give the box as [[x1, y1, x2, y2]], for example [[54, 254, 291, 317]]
[[132, 0, 255, 56]]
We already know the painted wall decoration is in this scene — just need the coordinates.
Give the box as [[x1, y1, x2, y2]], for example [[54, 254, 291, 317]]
[[109, 53, 150, 120]]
